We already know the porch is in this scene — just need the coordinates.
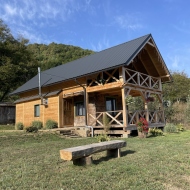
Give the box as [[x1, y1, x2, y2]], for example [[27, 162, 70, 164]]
[[88, 109, 165, 135]]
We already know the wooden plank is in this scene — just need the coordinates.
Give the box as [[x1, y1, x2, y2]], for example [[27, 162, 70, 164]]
[[60, 140, 126, 161], [93, 130, 128, 135]]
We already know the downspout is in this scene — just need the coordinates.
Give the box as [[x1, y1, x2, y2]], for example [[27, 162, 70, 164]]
[[74, 79, 94, 137]]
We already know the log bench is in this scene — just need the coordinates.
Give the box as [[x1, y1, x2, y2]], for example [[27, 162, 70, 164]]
[[60, 140, 127, 165]]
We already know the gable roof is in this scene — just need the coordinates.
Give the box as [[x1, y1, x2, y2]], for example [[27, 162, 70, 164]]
[[11, 34, 170, 95]]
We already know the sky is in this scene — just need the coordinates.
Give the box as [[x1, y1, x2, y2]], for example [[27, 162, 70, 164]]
[[0, 0, 190, 76]]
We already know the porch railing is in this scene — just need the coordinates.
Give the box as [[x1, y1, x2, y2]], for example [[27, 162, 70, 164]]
[[127, 110, 165, 125], [124, 68, 161, 90], [88, 110, 123, 127], [88, 110, 165, 127]]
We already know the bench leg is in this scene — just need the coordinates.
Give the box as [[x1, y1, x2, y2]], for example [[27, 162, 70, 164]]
[[107, 148, 121, 158], [73, 156, 93, 166]]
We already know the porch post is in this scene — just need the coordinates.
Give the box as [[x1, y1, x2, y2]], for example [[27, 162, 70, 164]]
[[121, 88, 127, 131], [144, 102, 149, 123], [85, 91, 89, 126]]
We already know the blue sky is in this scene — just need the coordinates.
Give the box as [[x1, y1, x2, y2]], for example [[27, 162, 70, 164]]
[[0, 0, 190, 75]]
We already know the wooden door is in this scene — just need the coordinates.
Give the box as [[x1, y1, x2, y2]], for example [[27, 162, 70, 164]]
[[64, 99, 74, 126]]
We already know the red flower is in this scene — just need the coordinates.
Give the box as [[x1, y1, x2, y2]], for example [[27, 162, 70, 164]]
[[136, 117, 149, 132]]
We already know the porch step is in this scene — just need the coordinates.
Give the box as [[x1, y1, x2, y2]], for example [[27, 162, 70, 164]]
[[57, 129, 81, 138]]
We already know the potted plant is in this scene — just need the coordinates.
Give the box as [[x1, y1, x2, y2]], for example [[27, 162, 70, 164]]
[[136, 117, 149, 138]]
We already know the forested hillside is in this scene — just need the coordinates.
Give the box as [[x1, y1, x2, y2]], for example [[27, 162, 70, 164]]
[[0, 19, 94, 102], [27, 43, 94, 71]]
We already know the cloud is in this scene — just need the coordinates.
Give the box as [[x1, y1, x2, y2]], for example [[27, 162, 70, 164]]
[[91, 38, 110, 51], [4, 4, 17, 16], [114, 14, 143, 31], [170, 55, 180, 68], [0, 0, 91, 43], [173, 24, 190, 35]]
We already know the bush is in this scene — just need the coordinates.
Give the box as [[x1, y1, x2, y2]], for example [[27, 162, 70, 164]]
[[45, 119, 58, 129], [31, 120, 43, 129], [176, 123, 185, 132], [149, 128, 163, 136], [25, 126, 38, 133], [164, 123, 178, 133], [96, 134, 110, 142], [15, 122, 24, 130]]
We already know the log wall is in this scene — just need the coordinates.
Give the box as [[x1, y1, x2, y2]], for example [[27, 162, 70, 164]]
[[15, 96, 60, 127]]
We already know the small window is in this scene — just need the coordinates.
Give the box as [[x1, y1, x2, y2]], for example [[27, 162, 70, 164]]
[[75, 102, 85, 116], [34, 105, 40, 117]]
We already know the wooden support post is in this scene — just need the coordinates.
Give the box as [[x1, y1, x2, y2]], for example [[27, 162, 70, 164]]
[[73, 156, 93, 166], [121, 88, 127, 131], [86, 91, 89, 126], [107, 148, 121, 158], [145, 102, 149, 123]]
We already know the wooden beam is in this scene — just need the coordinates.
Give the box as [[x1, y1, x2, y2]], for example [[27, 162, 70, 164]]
[[86, 82, 122, 93], [60, 140, 126, 161]]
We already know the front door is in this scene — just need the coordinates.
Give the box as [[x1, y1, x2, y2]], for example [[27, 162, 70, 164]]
[[63, 98, 74, 126]]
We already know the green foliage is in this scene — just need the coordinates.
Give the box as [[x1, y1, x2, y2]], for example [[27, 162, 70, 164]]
[[149, 128, 163, 136], [164, 123, 178, 133], [25, 126, 38, 133], [96, 134, 110, 142], [45, 119, 58, 129], [125, 95, 135, 105], [163, 71, 190, 103], [15, 122, 24, 130], [126, 96, 144, 111], [176, 123, 185, 132], [26, 43, 94, 71], [0, 19, 94, 102], [103, 113, 110, 132], [31, 120, 43, 129], [185, 94, 190, 124], [0, 19, 38, 102]]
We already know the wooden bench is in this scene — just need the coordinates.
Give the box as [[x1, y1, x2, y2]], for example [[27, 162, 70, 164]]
[[60, 140, 127, 165]]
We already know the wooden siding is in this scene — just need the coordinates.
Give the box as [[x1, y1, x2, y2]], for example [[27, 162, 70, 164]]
[[15, 96, 59, 127], [16, 103, 24, 124]]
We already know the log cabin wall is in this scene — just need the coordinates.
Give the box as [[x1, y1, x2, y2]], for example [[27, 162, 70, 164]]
[[15, 96, 60, 127]]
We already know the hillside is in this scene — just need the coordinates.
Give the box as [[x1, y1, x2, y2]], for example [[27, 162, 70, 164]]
[[27, 43, 94, 71]]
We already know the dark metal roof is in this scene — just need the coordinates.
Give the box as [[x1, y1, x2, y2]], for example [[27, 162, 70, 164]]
[[11, 34, 152, 95], [14, 90, 62, 103]]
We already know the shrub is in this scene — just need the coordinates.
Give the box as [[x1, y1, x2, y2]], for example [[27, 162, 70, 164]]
[[176, 123, 185, 132], [25, 126, 38, 133], [45, 119, 58, 129], [15, 122, 24, 130], [31, 120, 43, 129], [96, 134, 110, 142], [103, 113, 110, 132], [164, 123, 178, 133], [149, 128, 163, 136]]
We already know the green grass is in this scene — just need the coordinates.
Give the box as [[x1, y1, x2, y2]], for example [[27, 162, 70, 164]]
[[1, 131, 190, 189], [0, 124, 15, 130]]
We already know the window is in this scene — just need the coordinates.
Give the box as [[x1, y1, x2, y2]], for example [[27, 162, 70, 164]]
[[75, 102, 85, 116], [106, 98, 116, 112], [106, 97, 116, 116], [34, 105, 40, 117]]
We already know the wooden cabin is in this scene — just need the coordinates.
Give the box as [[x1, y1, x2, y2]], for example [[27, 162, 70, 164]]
[[11, 34, 172, 136]]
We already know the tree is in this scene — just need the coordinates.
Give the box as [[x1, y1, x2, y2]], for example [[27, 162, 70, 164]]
[[162, 71, 190, 103], [0, 19, 38, 102]]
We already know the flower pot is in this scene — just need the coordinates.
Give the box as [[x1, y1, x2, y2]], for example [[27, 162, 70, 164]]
[[138, 131, 148, 138]]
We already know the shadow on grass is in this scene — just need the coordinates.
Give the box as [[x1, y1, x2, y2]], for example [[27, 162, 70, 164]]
[[146, 135, 164, 138], [93, 150, 135, 165]]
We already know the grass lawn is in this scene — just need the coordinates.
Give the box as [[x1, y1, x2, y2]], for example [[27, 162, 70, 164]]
[[1, 131, 190, 190], [0, 124, 15, 130]]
